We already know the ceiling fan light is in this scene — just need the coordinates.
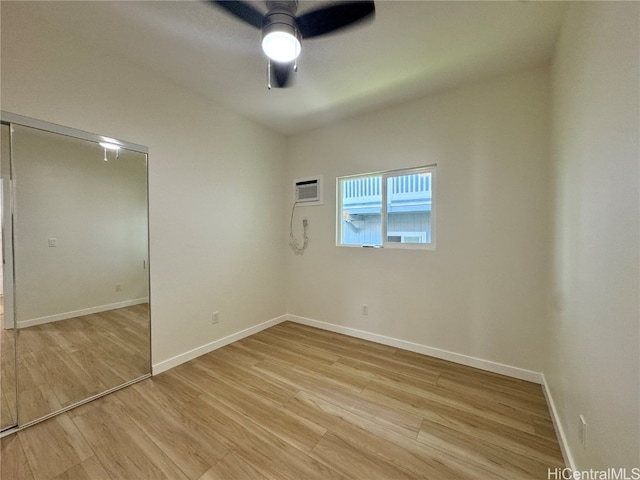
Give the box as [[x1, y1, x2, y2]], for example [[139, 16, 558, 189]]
[[262, 29, 300, 63]]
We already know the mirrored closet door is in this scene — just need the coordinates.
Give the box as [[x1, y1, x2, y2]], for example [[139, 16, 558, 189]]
[[0, 113, 151, 431]]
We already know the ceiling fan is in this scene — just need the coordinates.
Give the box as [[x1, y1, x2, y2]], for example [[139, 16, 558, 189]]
[[212, 0, 375, 88]]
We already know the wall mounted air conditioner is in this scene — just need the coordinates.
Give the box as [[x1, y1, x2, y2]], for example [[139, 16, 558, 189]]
[[294, 176, 323, 206]]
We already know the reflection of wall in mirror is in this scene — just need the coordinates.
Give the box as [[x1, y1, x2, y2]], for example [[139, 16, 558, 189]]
[[12, 126, 148, 327]]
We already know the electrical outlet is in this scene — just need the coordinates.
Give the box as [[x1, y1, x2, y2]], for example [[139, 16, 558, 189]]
[[361, 304, 369, 315], [48, 238, 57, 247], [115, 284, 121, 292], [212, 311, 219, 325], [579, 415, 587, 448]]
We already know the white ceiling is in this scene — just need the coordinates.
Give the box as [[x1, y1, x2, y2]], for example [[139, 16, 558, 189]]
[[4, 1, 568, 135]]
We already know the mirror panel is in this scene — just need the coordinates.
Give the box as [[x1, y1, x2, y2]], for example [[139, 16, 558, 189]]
[[1, 123, 17, 431], [10, 124, 150, 425]]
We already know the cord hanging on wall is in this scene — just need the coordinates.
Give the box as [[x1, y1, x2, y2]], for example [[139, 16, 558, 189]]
[[289, 202, 309, 255]]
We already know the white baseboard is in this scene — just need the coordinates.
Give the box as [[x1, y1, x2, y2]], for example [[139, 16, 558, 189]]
[[541, 374, 576, 469], [152, 314, 288, 375], [17, 298, 149, 328], [286, 314, 543, 384]]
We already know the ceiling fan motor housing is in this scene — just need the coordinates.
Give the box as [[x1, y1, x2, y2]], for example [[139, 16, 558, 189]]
[[262, 1, 301, 63], [265, 1, 298, 14]]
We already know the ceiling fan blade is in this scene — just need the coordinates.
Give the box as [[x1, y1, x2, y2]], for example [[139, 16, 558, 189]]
[[212, 0, 264, 29], [271, 61, 294, 88], [296, 1, 375, 39]]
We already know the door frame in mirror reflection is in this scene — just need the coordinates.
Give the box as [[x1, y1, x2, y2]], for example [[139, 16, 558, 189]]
[[0, 112, 151, 435]]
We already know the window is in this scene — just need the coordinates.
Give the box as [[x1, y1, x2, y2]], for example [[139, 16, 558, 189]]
[[337, 165, 436, 250]]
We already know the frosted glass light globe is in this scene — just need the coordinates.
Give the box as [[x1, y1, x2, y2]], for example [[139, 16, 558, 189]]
[[262, 31, 301, 63]]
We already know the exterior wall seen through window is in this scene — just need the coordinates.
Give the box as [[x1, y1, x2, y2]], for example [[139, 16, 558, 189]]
[[338, 166, 435, 249]]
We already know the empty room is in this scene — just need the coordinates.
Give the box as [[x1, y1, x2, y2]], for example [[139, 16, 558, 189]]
[[0, 1, 638, 479]]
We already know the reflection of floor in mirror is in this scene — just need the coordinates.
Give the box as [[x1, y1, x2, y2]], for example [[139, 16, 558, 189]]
[[1, 293, 18, 430], [15, 303, 150, 425]]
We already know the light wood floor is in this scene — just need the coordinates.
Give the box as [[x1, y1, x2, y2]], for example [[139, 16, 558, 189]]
[[0, 321, 564, 480], [0, 295, 17, 431], [1, 304, 150, 427]]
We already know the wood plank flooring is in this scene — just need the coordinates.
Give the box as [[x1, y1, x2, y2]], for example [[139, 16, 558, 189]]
[[0, 321, 564, 479], [2, 299, 150, 430], [0, 295, 17, 431], [11, 304, 150, 425]]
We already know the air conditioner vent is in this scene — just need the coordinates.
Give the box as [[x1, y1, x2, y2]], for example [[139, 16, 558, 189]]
[[294, 176, 323, 205]]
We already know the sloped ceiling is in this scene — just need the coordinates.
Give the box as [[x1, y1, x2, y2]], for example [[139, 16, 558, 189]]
[[1, 1, 567, 135]]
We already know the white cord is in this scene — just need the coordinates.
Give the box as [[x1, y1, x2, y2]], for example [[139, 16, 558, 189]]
[[289, 202, 308, 255]]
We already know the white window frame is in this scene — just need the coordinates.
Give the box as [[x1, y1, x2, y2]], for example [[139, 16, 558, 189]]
[[336, 165, 436, 250]]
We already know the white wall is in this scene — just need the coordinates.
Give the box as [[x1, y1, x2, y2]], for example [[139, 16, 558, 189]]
[[1, 5, 287, 365], [548, 2, 640, 469], [286, 66, 551, 374]]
